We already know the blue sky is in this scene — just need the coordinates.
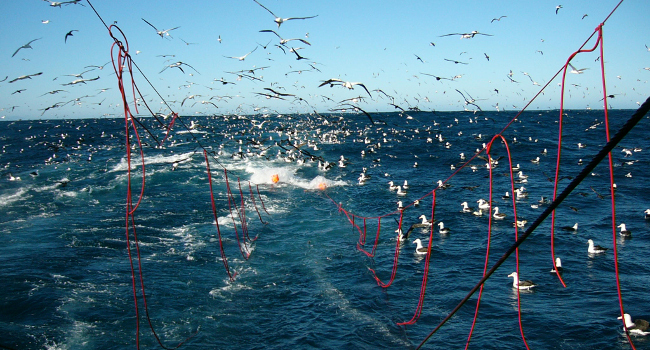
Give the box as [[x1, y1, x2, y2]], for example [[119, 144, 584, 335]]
[[1, 0, 648, 119]]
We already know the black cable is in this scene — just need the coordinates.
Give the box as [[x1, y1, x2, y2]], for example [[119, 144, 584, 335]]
[[417, 96, 650, 349]]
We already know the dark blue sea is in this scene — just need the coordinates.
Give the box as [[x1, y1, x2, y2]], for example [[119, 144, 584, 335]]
[[2, 110, 650, 349]]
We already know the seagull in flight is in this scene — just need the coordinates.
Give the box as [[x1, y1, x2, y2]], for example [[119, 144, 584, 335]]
[[9, 72, 43, 83], [160, 61, 200, 74], [12, 38, 42, 57], [224, 47, 258, 61], [141, 18, 180, 38], [319, 79, 372, 98], [440, 30, 493, 39], [455, 89, 483, 111], [64, 30, 78, 43], [491, 16, 507, 23], [253, 0, 318, 28], [444, 58, 468, 65], [259, 29, 311, 46], [556, 5, 563, 14], [420, 72, 452, 81], [568, 62, 588, 74]]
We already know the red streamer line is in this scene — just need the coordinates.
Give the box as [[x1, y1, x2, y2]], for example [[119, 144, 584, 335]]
[[205, 151, 237, 282], [223, 170, 249, 260], [397, 192, 437, 326], [248, 182, 268, 225]]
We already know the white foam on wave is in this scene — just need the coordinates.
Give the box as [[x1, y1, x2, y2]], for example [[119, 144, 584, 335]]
[[246, 164, 347, 190], [108, 151, 197, 172], [0, 187, 30, 207]]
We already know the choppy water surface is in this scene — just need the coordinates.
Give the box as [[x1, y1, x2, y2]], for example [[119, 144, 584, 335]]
[[1, 110, 650, 349]]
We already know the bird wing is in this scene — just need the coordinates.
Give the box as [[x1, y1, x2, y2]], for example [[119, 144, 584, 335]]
[[635, 319, 650, 331], [353, 83, 372, 98], [253, 0, 278, 18], [263, 87, 294, 97], [439, 33, 463, 37], [259, 29, 282, 39], [318, 78, 343, 87], [284, 15, 318, 21], [141, 18, 158, 31]]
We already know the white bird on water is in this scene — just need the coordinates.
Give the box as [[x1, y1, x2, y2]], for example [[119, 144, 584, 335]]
[[437, 221, 450, 234], [550, 257, 563, 273], [412, 239, 429, 255], [492, 207, 506, 220], [618, 314, 650, 336], [587, 239, 608, 254], [414, 215, 432, 228], [507, 272, 537, 290], [618, 223, 631, 237]]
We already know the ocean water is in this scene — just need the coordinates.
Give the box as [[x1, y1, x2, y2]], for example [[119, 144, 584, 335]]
[[1, 110, 650, 349]]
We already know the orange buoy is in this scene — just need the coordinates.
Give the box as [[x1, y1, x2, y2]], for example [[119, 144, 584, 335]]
[[318, 182, 326, 190], [271, 174, 280, 183]]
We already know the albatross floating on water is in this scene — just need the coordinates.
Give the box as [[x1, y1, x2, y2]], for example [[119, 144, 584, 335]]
[[437, 221, 450, 234], [618, 223, 632, 237], [413, 215, 432, 228], [492, 207, 506, 220], [587, 239, 608, 254], [507, 272, 537, 290], [412, 239, 429, 255], [618, 314, 650, 336], [550, 257, 563, 273], [562, 223, 578, 231]]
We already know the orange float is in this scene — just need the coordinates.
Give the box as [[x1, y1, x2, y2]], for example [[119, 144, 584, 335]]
[[271, 174, 280, 183]]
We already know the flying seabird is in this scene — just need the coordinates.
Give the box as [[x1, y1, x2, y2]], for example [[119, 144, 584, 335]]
[[587, 239, 608, 254], [318, 78, 372, 98], [556, 5, 563, 14], [12, 38, 42, 57], [618, 314, 650, 336], [160, 61, 200, 74], [253, 0, 318, 28], [439, 30, 493, 39], [491, 16, 507, 23], [444, 58, 468, 65], [224, 47, 258, 61], [9, 72, 43, 83], [142, 18, 180, 38], [507, 272, 537, 290], [64, 30, 78, 43], [412, 239, 429, 255], [259, 29, 311, 46], [568, 63, 588, 74]]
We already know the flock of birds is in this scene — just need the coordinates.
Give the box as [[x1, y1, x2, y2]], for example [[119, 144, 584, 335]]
[[4, 0, 648, 119], [4, 0, 650, 340]]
